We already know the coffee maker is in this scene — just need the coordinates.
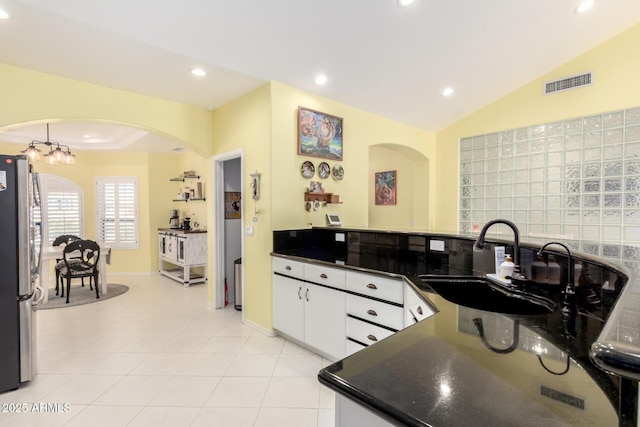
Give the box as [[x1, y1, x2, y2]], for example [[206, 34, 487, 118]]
[[170, 209, 180, 229]]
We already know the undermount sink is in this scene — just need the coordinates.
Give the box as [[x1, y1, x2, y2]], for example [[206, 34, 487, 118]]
[[419, 275, 555, 315]]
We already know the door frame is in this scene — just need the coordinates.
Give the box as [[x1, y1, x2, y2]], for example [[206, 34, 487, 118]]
[[212, 149, 244, 317]]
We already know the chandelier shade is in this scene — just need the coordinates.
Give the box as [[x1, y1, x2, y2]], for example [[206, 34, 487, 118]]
[[20, 123, 75, 165]]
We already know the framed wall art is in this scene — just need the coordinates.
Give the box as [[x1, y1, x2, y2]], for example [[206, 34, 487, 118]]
[[374, 170, 396, 205], [298, 106, 343, 160], [224, 192, 242, 219]]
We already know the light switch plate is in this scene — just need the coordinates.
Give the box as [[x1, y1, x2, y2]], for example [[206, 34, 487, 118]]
[[245, 226, 254, 236]]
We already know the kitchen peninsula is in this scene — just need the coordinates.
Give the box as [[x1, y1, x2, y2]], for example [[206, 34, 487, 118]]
[[272, 227, 637, 426]]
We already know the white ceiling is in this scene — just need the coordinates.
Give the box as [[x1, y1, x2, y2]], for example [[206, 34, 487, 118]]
[[1, 0, 639, 153]]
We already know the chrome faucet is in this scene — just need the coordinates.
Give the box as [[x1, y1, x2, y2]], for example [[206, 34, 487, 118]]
[[473, 219, 526, 282], [538, 242, 576, 338]]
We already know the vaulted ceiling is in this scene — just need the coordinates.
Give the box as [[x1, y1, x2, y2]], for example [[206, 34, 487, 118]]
[[1, 0, 639, 151]]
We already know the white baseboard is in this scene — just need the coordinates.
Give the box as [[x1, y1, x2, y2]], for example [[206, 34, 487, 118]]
[[108, 271, 155, 276], [243, 318, 276, 337]]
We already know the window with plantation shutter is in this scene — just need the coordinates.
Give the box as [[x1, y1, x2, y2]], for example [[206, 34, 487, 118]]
[[95, 177, 138, 249], [36, 174, 83, 245]]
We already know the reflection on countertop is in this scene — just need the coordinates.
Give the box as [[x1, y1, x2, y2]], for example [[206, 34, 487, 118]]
[[320, 287, 619, 426]]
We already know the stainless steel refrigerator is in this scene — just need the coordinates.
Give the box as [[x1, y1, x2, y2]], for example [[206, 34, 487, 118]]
[[0, 154, 42, 393]]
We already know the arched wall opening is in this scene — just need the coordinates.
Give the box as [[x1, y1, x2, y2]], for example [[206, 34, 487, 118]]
[[368, 144, 429, 230]]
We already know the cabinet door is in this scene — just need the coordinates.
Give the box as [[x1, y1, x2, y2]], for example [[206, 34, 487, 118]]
[[272, 274, 305, 342], [184, 234, 207, 265], [165, 234, 178, 261], [159, 233, 167, 256], [177, 237, 185, 262], [305, 283, 346, 360]]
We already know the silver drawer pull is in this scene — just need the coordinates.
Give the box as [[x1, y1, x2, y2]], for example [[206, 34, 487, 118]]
[[366, 283, 378, 290], [298, 287, 302, 300], [417, 306, 423, 315], [320, 273, 328, 279], [366, 309, 378, 316], [367, 334, 378, 342], [285, 266, 292, 271]]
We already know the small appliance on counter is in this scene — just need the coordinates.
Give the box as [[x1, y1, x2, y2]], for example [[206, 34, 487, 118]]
[[170, 209, 180, 229], [182, 217, 191, 231]]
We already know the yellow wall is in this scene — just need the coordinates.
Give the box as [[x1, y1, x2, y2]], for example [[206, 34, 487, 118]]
[[208, 81, 436, 330], [434, 23, 640, 233], [0, 140, 206, 275], [0, 62, 213, 277], [270, 81, 436, 231], [211, 84, 272, 323], [0, 62, 215, 157], [368, 144, 430, 230]]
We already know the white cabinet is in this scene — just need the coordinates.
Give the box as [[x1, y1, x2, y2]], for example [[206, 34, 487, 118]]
[[271, 256, 436, 359], [159, 231, 207, 286], [336, 395, 394, 427], [304, 282, 346, 359], [404, 282, 436, 327], [272, 274, 304, 342], [272, 259, 346, 360]]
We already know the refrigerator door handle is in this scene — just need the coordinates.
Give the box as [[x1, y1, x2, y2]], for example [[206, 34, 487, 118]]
[[33, 285, 45, 306], [18, 298, 34, 383]]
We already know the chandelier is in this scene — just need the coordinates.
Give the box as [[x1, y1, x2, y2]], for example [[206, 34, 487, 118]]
[[21, 123, 75, 165]]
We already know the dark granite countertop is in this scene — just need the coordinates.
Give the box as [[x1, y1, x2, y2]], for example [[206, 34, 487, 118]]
[[319, 278, 620, 426], [272, 227, 633, 425], [157, 228, 207, 234]]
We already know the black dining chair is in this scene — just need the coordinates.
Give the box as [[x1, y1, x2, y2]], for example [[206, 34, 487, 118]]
[[59, 239, 100, 304], [52, 234, 82, 296]]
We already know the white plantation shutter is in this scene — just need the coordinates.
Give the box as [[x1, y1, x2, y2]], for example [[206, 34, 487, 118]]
[[37, 174, 83, 245], [96, 177, 138, 249]]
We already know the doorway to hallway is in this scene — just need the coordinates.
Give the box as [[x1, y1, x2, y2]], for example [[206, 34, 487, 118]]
[[212, 150, 244, 318]]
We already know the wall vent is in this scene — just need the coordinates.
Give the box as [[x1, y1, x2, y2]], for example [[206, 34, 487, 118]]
[[544, 72, 593, 95]]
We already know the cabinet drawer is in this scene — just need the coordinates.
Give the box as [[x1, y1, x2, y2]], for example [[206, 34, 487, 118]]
[[346, 317, 395, 346], [272, 257, 304, 279], [304, 264, 346, 290], [346, 295, 403, 330], [346, 271, 403, 304], [404, 284, 435, 326]]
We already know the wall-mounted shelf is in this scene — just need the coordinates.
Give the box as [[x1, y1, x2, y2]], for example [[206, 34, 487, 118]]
[[304, 192, 340, 204], [170, 175, 200, 182], [173, 197, 206, 202]]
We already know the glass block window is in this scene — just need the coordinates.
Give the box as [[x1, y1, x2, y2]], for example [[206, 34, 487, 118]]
[[460, 106, 640, 263]]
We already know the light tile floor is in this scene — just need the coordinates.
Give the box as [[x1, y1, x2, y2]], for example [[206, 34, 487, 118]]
[[0, 274, 336, 427]]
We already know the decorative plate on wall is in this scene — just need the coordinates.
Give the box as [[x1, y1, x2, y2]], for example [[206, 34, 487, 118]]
[[332, 164, 344, 181], [301, 161, 315, 179], [318, 162, 330, 179]]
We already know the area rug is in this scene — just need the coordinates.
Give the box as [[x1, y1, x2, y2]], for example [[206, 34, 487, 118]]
[[35, 284, 129, 310]]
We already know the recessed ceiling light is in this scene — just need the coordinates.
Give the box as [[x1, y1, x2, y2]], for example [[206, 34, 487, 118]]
[[397, 0, 415, 7], [83, 134, 91, 138], [315, 75, 328, 85], [442, 87, 454, 97], [191, 68, 206, 77], [575, 0, 594, 14], [0, 9, 9, 19]]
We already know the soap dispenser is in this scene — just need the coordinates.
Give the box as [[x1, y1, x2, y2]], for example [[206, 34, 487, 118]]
[[500, 255, 515, 279]]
